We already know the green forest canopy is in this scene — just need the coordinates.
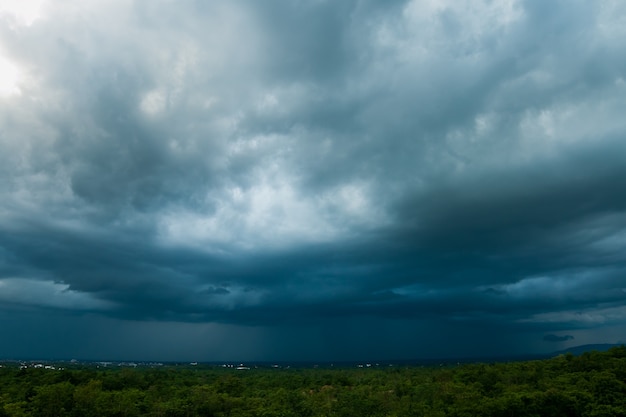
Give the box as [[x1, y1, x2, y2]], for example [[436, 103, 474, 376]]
[[1, 346, 625, 417]]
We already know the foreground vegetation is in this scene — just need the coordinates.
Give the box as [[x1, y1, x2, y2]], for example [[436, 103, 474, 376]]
[[1, 347, 625, 417]]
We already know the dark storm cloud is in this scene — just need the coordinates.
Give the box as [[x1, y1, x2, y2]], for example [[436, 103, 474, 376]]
[[544, 334, 574, 343], [1, 0, 626, 359]]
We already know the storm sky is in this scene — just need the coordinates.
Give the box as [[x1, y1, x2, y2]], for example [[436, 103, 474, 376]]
[[1, 0, 626, 361]]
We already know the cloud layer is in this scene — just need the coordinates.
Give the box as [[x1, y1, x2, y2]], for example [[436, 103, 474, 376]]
[[1, 0, 625, 360]]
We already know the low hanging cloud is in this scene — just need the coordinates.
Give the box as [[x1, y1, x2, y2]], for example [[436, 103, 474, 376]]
[[543, 334, 575, 343], [0, 278, 114, 311], [1, 0, 626, 359]]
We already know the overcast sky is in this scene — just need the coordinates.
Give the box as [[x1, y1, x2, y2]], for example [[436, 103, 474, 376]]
[[1, 0, 625, 362]]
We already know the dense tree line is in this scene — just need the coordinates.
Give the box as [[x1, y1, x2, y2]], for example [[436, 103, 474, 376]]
[[0, 347, 625, 416]]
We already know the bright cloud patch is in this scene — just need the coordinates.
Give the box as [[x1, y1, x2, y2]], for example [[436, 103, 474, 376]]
[[0, 54, 21, 96], [0, 0, 47, 26]]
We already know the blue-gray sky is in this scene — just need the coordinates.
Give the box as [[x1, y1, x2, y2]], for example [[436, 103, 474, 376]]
[[1, 0, 625, 361]]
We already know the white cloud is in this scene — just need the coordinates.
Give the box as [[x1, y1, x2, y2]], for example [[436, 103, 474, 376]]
[[140, 89, 167, 115], [156, 176, 343, 253], [0, 53, 21, 97], [0, 0, 47, 26]]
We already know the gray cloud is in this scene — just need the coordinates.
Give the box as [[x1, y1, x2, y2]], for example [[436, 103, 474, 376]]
[[1, 0, 626, 360], [543, 334, 575, 343]]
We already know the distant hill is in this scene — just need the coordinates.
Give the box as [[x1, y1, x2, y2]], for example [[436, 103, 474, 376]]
[[552, 343, 624, 356]]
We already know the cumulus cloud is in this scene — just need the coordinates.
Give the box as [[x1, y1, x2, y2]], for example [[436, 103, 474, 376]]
[[1, 0, 626, 359]]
